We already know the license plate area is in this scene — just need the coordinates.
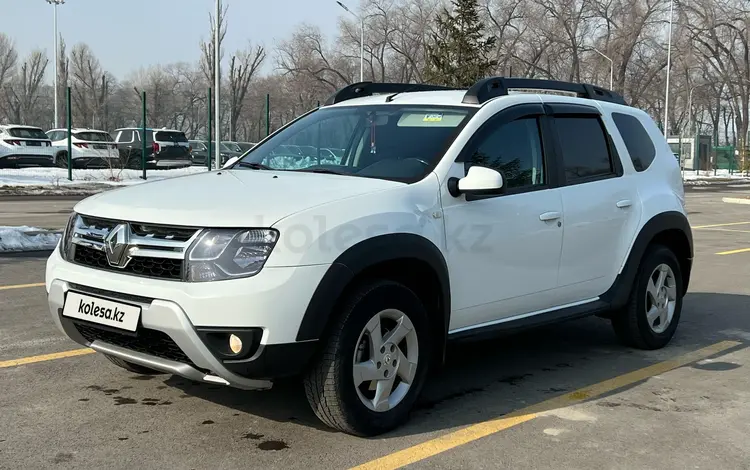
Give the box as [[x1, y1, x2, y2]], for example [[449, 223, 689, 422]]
[[62, 291, 141, 332]]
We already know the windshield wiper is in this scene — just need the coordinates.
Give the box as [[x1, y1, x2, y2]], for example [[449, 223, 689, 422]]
[[236, 162, 273, 170], [296, 168, 346, 175]]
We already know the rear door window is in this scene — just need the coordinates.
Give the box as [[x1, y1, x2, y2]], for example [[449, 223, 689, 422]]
[[554, 117, 615, 183], [9, 127, 48, 139], [154, 131, 188, 143], [611, 112, 656, 172]]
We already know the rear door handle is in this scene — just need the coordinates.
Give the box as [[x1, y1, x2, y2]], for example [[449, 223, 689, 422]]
[[616, 199, 632, 208], [539, 211, 561, 221]]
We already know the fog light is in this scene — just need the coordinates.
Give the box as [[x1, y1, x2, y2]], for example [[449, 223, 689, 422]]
[[229, 334, 243, 354]]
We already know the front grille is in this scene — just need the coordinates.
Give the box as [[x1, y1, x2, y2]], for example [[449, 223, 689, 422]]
[[73, 245, 183, 280], [69, 215, 199, 281], [75, 322, 195, 367]]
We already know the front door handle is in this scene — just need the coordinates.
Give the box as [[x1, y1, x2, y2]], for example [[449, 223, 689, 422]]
[[616, 199, 632, 208], [539, 211, 561, 221]]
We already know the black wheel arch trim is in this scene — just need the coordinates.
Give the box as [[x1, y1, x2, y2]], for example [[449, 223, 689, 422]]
[[296, 233, 451, 359], [601, 210, 693, 309]]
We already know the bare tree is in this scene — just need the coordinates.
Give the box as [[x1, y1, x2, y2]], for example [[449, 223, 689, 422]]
[[56, 35, 69, 127], [2, 50, 48, 125], [70, 43, 115, 129], [200, 3, 228, 87], [228, 43, 266, 140], [0, 33, 18, 95]]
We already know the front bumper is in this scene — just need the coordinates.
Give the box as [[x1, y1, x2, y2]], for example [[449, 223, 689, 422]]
[[46, 250, 327, 389]]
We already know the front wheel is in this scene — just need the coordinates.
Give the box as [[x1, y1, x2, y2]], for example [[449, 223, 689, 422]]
[[611, 245, 683, 350], [304, 280, 431, 436]]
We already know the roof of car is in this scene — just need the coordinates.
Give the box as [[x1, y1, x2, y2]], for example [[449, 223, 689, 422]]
[[114, 127, 183, 133], [326, 90, 478, 108], [47, 128, 110, 133], [0, 124, 44, 129]]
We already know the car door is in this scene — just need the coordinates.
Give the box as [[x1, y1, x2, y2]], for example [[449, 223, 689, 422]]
[[546, 102, 642, 304], [441, 103, 565, 333]]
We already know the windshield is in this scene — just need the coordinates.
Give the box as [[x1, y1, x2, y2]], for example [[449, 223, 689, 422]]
[[234, 105, 474, 183]]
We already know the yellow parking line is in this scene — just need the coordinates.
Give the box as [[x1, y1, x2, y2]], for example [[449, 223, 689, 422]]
[[692, 222, 750, 229], [701, 228, 750, 233], [716, 248, 750, 255], [0, 282, 45, 291], [352, 340, 740, 470], [0, 348, 94, 368]]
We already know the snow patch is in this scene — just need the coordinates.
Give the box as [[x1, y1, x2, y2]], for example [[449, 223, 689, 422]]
[[0, 226, 62, 252], [0, 167, 207, 187]]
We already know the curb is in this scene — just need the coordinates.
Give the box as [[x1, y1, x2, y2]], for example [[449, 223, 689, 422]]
[[722, 197, 750, 205]]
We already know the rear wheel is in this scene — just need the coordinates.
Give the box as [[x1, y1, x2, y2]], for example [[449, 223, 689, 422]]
[[55, 151, 68, 168], [304, 280, 431, 436], [104, 354, 163, 375], [611, 245, 683, 350]]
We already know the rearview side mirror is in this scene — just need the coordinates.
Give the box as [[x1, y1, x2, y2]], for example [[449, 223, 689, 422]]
[[447, 166, 504, 197]]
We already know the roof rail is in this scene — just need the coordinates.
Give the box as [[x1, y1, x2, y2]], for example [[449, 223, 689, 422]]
[[324, 81, 460, 105], [462, 77, 626, 106]]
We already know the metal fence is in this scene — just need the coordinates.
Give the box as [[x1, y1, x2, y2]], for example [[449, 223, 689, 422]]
[[0, 87, 305, 185]]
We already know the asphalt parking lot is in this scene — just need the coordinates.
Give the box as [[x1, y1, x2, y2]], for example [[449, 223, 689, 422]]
[[2, 185, 750, 469]]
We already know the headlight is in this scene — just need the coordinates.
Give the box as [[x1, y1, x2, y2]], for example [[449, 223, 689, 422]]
[[185, 229, 278, 282], [60, 212, 78, 259]]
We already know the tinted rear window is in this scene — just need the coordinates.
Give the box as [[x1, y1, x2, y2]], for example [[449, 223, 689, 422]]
[[611, 112, 656, 172], [555, 117, 614, 182], [74, 131, 112, 142], [9, 127, 47, 139], [155, 131, 188, 143]]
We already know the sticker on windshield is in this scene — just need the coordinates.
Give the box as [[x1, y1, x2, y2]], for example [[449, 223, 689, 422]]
[[423, 113, 443, 122]]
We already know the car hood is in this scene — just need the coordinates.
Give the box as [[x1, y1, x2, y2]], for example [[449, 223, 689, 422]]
[[74, 169, 403, 227]]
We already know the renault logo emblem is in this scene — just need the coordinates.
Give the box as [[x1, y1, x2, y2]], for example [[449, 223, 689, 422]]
[[104, 224, 131, 268]]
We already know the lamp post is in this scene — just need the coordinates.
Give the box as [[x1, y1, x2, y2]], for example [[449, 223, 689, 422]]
[[214, 0, 221, 169], [592, 48, 613, 90], [336, 1, 364, 82], [663, 0, 674, 137], [46, 0, 64, 128]]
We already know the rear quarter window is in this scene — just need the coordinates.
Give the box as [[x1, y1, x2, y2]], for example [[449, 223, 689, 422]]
[[611, 112, 656, 172]]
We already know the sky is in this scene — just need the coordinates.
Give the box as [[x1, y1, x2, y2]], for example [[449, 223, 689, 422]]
[[3, 0, 346, 80]]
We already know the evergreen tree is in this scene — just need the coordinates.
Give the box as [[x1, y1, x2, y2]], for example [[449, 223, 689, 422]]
[[424, 0, 497, 87]]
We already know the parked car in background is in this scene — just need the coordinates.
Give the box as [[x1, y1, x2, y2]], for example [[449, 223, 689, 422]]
[[112, 128, 192, 169], [237, 141, 256, 152], [47, 128, 119, 168], [188, 140, 235, 166], [0, 124, 54, 168], [223, 141, 244, 153]]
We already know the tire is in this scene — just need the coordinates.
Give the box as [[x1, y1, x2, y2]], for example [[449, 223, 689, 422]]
[[104, 354, 163, 375], [56, 152, 68, 168], [304, 280, 432, 436], [611, 244, 683, 350]]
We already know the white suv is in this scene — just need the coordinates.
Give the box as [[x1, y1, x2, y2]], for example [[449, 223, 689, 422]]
[[47, 128, 119, 168], [0, 124, 55, 167], [46, 78, 693, 436]]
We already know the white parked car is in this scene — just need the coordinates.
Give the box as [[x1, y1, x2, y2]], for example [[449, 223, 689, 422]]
[[0, 124, 55, 168], [46, 78, 693, 436], [46, 128, 119, 168]]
